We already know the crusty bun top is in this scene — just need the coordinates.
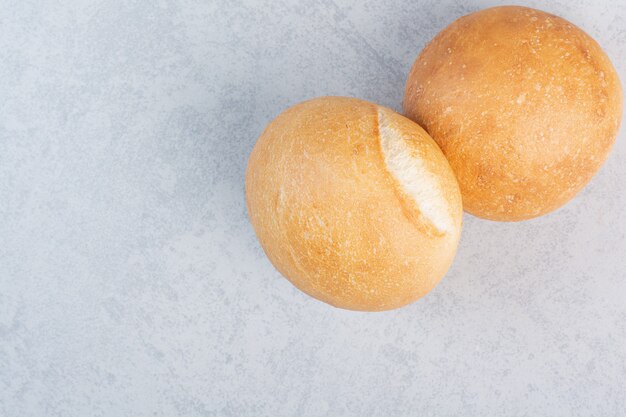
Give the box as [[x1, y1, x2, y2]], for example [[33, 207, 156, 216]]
[[404, 6, 623, 221], [246, 97, 462, 311]]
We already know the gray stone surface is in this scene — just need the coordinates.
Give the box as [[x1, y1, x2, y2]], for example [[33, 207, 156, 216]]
[[1, 0, 625, 415]]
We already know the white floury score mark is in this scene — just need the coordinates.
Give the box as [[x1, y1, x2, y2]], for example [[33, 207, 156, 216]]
[[377, 109, 454, 234]]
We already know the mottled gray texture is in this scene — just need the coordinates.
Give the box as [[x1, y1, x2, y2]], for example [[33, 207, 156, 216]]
[[0, 0, 625, 416]]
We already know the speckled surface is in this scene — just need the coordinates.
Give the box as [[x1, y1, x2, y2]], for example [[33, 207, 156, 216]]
[[0, 0, 625, 415]]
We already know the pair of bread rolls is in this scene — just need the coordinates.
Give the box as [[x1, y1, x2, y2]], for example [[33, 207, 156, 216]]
[[246, 6, 623, 311]]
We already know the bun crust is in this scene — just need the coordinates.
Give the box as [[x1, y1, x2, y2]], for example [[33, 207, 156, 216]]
[[404, 6, 623, 221], [246, 97, 462, 311]]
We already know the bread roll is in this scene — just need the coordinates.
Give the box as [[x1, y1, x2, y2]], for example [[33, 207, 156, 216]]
[[404, 6, 623, 221], [246, 97, 462, 311]]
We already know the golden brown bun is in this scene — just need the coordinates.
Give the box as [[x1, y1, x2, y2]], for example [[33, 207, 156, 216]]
[[404, 6, 623, 221], [246, 97, 462, 311]]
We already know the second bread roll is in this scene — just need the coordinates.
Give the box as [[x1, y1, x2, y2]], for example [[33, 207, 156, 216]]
[[404, 6, 623, 221], [246, 97, 462, 311]]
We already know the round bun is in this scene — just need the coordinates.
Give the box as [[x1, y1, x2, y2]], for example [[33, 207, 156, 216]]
[[404, 6, 623, 221], [246, 97, 462, 311]]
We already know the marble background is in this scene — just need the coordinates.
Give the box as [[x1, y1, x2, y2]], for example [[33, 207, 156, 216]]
[[1, 0, 625, 415]]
